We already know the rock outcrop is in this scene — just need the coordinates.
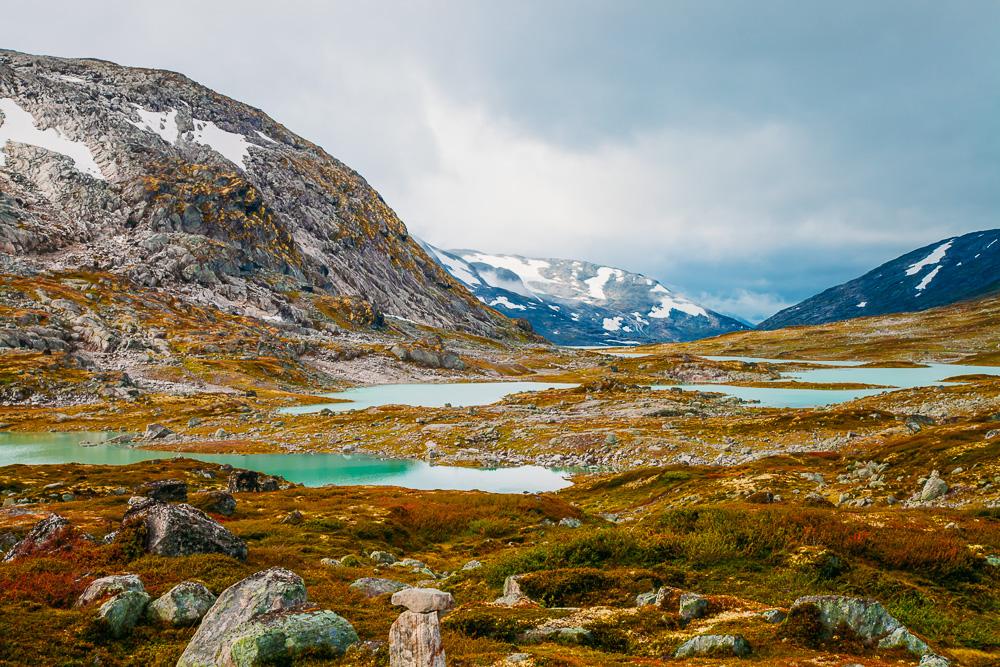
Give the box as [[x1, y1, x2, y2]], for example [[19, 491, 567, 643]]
[[147, 581, 216, 626], [2, 513, 74, 561], [674, 634, 751, 658]]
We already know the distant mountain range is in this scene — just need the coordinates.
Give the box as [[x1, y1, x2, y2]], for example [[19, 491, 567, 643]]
[[421, 243, 748, 346], [760, 229, 1000, 329]]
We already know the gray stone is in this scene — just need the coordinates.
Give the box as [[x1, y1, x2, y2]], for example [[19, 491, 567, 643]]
[[143, 423, 173, 440], [191, 490, 237, 516], [228, 469, 280, 493], [520, 626, 592, 644], [678, 592, 709, 621], [135, 478, 187, 502], [119, 496, 247, 560], [77, 573, 145, 607], [878, 626, 931, 657], [3, 513, 72, 562], [370, 550, 397, 565], [920, 471, 949, 501], [349, 577, 411, 598], [494, 575, 534, 607], [558, 517, 582, 528], [390, 588, 454, 614], [98, 589, 151, 638], [674, 634, 751, 658], [760, 608, 786, 623], [148, 581, 216, 626], [788, 595, 928, 655]]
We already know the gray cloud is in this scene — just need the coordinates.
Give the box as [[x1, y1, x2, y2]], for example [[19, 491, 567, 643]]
[[2, 1, 997, 322]]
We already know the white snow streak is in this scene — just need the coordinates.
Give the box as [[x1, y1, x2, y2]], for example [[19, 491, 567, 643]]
[[127, 105, 179, 145], [584, 266, 622, 300], [489, 296, 526, 311], [0, 99, 104, 179], [915, 265, 941, 292], [648, 284, 707, 318], [190, 119, 253, 169], [905, 240, 953, 276]]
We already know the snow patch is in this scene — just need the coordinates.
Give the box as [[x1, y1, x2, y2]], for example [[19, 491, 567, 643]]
[[905, 240, 953, 276], [584, 267, 622, 300], [648, 284, 707, 318], [915, 265, 941, 292], [255, 130, 279, 145], [190, 118, 253, 169], [427, 247, 480, 286], [0, 98, 104, 179], [489, 296, 526, 311], [602, 316, 623, 332], [459, 253, 557, 293], [127, 105, 179, 145], [856, 301, 867, 308]]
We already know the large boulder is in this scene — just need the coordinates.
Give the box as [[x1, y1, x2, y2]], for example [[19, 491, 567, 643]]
[[674, 634, 751, 658], [178, 568, 357, 667], [389, 590, 454, 667], [2, 513, 74, 561], [228, 469, 280, 493], [391, 588, 454, 614], [77, 574, 145, 607], [119, 496, 247, 560], [919, 471, 949, 502], [148, 581, 216, 626], [135, 478, 188, 502], [678, 592, 709, 621], [97, 590, 151, 638]]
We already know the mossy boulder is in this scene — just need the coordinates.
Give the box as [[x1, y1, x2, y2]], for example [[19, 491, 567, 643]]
[[147, 581, 216, 626], [97, 589, 151, 638], [674, 634, 751, 658], [219, 610, 358, 665]]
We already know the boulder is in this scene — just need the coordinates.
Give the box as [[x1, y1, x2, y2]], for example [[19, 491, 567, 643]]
[[76, 573, 145, 607], [135, 478, 188, 502], [349, 577, 411, 598], [520, 626, 592, 644], [217, 610, 358, 665], [148, 581, 217, 626], [391, 588, 454, 614], [191, 490, 237, 516], [2, 513, 74, 561], [119, 496, 247, 560], [179, 568, 341, 666], [494, 575, 535, 607], [370, 550, 397, 565], [228, 469, 280, 493], [678, 592, 709, 621], [788, 595, 935, 661], [674, 634, 751, 658], [143, 423, 174, 440], [920, 471, 949, 501], [98, 590, 151, 638], [760, 608, 786, 624]]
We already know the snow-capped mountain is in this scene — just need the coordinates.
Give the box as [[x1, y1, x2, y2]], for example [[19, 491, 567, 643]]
[[421, 243, 748, 345], [760, 229, 1000, 329]]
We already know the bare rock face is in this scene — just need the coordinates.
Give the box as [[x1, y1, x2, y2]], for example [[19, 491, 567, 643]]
[[0, 48, 511, 339], [389, 588, 454, 667], [2, 513, 74, 561], [119, 496, 247, 560], [178, 567, 357, 667]]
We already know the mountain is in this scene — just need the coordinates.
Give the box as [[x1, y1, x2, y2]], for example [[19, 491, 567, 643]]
[[420, 243, 748, 345], [0, 49, 509, 337], [760, 229, 1000, 330]]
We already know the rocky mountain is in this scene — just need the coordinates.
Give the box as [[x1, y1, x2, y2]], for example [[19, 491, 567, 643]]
[[0, 49, 509, 337], [760, 229, 1000, 330], [421, 243, 748, 345]]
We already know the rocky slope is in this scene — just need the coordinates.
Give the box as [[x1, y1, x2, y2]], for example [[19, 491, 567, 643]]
[[0, 49, 509, 338], [760, 229, 1000, 329], [421, 242, 747, 345]]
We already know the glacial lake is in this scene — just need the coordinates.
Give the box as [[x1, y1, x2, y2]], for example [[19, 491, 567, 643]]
[[280, 381, 577, 415], [0, 432, 572, 493], [666, 357, 1000, 408]]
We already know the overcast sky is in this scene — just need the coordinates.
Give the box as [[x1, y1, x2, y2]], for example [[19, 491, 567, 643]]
[[3, 1, 998, 322]]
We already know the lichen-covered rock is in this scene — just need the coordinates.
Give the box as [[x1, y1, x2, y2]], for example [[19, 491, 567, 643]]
[[760, 608, 786, 624], [2, 513, 74, 561], [370, 550, 397, 565], [218, 610, 358, 665], [178, 568, 309, 666], [147, 581, 216, 626], [349, 577, 411, 598], [919, 471, 949, 501], [674, 634, 751, 658], [135, 478, 187, 502], [390, 610, 447, 667], [143, 423, 174, 440], [97, 589, 151, 638], [878, 626, 932, 656], [520, 626, 592, 644], [76, 573, 145, 607], [119, 496, 247, 560]]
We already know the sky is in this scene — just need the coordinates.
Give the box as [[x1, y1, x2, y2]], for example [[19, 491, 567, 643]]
[[2, 1, 998, 322]]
